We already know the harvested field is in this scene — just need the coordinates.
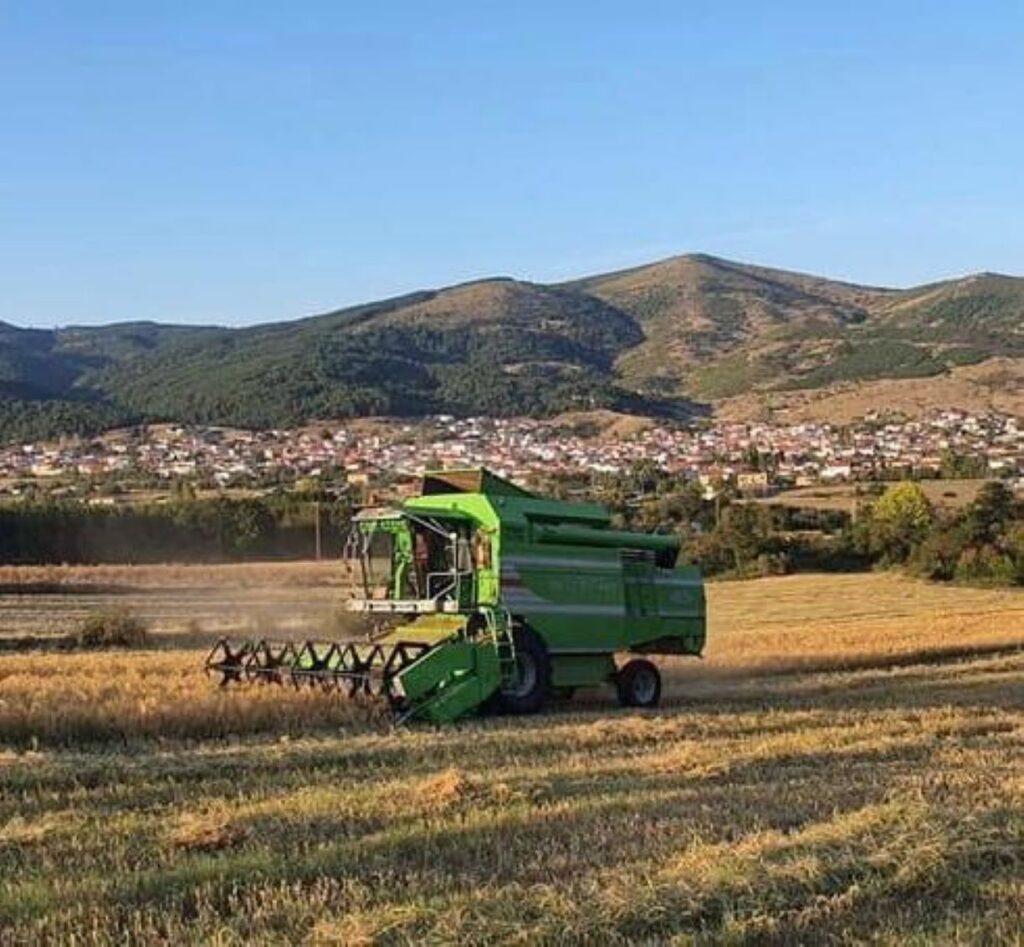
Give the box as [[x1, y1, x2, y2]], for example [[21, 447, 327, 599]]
[[0, 560, 348, 590], [756, 478, 992, 514], [0, 570, 1021, 942], [0, 560, 347, 641]]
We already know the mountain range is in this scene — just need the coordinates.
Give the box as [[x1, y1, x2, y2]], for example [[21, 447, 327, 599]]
[[2, 253, 1023, 442]]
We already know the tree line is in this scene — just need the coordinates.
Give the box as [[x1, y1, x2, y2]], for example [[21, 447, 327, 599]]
[[0, 494, 353, 564], [557, 464, 1024, 586], [2, 468, 1021, 586]]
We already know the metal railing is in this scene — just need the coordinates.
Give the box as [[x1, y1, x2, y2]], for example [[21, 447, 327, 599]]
[[345, 516, 475, 614]]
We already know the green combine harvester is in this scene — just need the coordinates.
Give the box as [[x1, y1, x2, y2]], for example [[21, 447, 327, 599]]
[[206, 469, 706, 722]]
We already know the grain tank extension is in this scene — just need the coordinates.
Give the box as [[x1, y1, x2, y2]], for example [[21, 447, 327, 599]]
[[206, 469, 706, 722]]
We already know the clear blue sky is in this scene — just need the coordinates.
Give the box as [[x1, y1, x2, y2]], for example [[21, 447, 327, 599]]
[[2, 1, 1023, 327]]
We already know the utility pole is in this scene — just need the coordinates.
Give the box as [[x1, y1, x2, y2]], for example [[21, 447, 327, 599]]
[[314, 500, 322, 561]]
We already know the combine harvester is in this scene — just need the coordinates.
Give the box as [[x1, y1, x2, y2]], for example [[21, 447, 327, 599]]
[[206, 469, 706, 722]]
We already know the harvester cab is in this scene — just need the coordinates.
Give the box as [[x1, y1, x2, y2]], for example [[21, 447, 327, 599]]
[[206, 468, 707, 724], [344, 507, 477, 614]]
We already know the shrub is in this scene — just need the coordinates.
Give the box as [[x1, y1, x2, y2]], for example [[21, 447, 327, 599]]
[[76, 608, 149, 649], [682, 530, 734, 576], [785, 532, 871, 573], [1009, 524, 1024, 585], [954, 545, 1017, 586], [909, 525, 966, 581], [754, 552, 790, 577]]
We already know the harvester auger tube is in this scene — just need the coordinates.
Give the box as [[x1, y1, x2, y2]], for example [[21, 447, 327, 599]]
[[204, 467, 707, 724]]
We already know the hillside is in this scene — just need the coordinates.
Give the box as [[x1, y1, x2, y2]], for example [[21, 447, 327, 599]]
[[570, 254, 893, 393], [1, 255, 1023, 440], [575, 257, 1024, 401]]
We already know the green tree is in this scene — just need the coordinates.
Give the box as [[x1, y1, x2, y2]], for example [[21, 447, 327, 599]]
[[624, 460, 665, 497], [718, 503, 775, 571], [865, 481, 933, 563], [1008, 524, 1024, 585], [220, 498, 276, 554], [939, 450, 988, 479], [963, 481, 1015, 545], [909, 524, 965, 581]]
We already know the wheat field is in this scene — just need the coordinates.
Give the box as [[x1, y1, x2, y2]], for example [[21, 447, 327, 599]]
[[0, 561, 347, 642], [0, 571, 1021, 944]]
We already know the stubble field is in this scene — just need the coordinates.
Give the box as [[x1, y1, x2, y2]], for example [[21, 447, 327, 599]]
[[0, 567, 1021, 944]]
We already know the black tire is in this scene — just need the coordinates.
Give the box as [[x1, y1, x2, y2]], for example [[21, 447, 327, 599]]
[[497, 623, 551, 715], [616, 659, 661, 709]]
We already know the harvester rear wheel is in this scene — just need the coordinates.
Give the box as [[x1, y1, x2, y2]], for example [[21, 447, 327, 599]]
[[616, 659, 661, 709], [497, 624, 551, 715]]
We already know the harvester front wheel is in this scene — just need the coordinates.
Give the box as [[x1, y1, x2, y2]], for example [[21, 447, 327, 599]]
[[498, 624, 551, 715], [616, 659, 661, 709]]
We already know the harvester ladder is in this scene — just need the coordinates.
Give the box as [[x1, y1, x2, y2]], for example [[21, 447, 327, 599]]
[[485, 605, 517, 688]]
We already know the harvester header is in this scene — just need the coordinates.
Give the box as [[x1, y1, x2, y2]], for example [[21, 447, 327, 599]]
[[206, 468, 706, 722]]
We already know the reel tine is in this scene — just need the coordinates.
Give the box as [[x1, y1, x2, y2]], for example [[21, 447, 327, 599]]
[[294, 640, 327, 689], [256, 639, 292, 686], [279, 641, 298, 686], [254, 639, 277, 685], [319, 642, 341, 693], [205, 637, 253, 687], [242, 639, 264, 684], [206, 634, 435, 718], [289, 640, 309, 689], [343, 644, 366, 698], [365, 644, 390, 700]]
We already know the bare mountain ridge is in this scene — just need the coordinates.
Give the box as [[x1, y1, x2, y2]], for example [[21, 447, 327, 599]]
[[572, 255, 894, 389], [569, 254, 1023, 399]]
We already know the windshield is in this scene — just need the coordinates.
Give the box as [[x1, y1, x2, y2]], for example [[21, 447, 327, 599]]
[[365, 530, 395, 589], [349, 512, 473, 603]]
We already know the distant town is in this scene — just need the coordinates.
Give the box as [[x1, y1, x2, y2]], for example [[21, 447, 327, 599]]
[[0, 409, 1021, 502]]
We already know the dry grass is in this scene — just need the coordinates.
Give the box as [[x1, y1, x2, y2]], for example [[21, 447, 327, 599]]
[[0, 650, 368, 746], [74, 606, 150, 649], [549, 409, 656, 440], [0, 573, 1021, 942], [700, 571, 1024, 671], [717, 355, 1024, 422], [0, 560, 346, 641], [167, 806, 250, 853], [3, 573, 1016, 746], [756, 479, 989, 514], [0, 559, 346, 590]]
